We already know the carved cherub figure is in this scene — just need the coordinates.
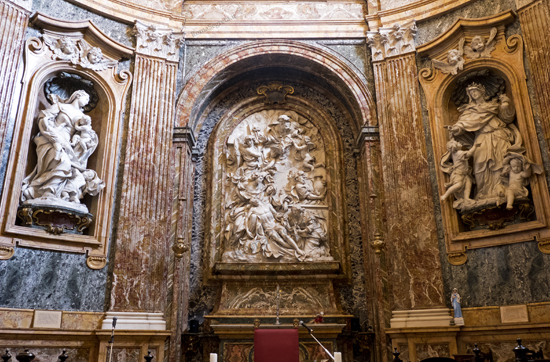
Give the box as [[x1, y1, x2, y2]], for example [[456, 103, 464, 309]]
[[464, 28, 497, 59], [293, 136, 324, 172], [78, 41, 118, 71], [433, 38, 465, 75], [71, 116, 95, 154], [44, 35, 79, 63], [440, 139, 480, 207], [499, 153, 543, 209]]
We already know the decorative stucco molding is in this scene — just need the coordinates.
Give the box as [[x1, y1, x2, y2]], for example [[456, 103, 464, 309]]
[[366, 21, 416, 61], [133, 21, 184, 61]]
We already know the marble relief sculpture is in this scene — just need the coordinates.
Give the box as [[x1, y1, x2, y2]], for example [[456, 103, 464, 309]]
[[464, 28, 497, 59], [440, 82, 542, 213], [222, 111, 332, 263], [21, 90, 104, 213], [432, 38, 465, 75], [44, 35, 118, 71]]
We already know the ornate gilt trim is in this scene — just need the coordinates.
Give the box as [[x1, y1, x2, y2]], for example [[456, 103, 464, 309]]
[[86, 255, 107, 269], [538, 238, 550, 254], [447, 252, 468, 265], [257, 82, 294, 104], [0, 246, 15, 260], [173, 237, 189, 259], [370, 233, 385, 254]]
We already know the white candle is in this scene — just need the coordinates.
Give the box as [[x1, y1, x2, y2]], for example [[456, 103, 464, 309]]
[[334, 352, 342, 362], [210, 353, 218, 362]]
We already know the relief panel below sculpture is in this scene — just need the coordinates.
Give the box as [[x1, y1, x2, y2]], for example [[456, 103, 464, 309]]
[[215, 281, 339, 315]]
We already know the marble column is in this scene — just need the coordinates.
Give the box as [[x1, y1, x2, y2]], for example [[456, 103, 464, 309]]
[[168, 127, 195, 361], [517, 0, 550, 144], [367, 24, 446, 315], [0, 0, 31, 160], [108, 22, 183, 322]]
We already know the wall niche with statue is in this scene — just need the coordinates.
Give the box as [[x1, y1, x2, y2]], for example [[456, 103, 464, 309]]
[[418, 10, 550, 265], [0, 13, 132, 269]]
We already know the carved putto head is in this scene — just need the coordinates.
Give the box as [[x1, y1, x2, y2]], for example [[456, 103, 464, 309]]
[[58, 36, 77, 55], [446, 139, 463, 152], [86, 47, 103, 64], [470, 36, 485, 52], [447, 49, 462, 66]]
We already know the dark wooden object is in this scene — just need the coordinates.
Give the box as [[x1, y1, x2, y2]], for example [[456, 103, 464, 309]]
[[144, 351, 154, 362], [473, 343, 493, 362], [15, 350, 35, 362], [1, 350, 11, 362], [513, 338, 549, 362], [58, 350, 68, 362], [393, 348, 403, 362]]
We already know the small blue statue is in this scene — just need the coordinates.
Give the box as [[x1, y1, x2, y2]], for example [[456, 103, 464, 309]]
[[451, 288, 462, 318]]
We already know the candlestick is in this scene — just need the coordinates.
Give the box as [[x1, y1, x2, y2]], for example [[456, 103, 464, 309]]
[[275, 284, 281, 325], [334, 352, 342, 362], [210, 353, 218, 362]]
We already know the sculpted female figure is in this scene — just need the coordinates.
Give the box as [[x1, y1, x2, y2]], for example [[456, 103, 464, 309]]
[[21, 90, 103, 209], [448, 83, 521, 201]]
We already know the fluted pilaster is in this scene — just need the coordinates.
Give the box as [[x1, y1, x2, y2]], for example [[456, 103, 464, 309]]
[[0, 0, 30, 161], [368, 24, 445, 313], [109, 22, 184, 314], [518, 0, 550, 143]]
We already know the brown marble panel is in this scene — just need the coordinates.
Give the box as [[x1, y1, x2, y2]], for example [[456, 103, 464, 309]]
[[528, 303, 550, 323], [112, 348, 141, 362], [9, 348, 89, 362], [415, 343, 450, 360], [223, 343, 253, 362], [374, 53, 444, 310], [462, 307, 501, 326], [519, 0, 550, 144]]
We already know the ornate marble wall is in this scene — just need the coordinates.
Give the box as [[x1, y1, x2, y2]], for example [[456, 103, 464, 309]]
[[415, 0, 550, 309], [0, 0, 132, 312]]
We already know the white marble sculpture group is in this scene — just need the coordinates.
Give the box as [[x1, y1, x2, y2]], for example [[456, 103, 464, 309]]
[[222, 111, 332, 263], [440, 82, 542, 212], [21, 90, 105, 213]]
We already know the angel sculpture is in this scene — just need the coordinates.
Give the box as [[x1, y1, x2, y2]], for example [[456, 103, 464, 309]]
[[498, 153, 543, 210], [43, 35, 79, 64], [78, 41, 118, 71], [433, 38, 465, 75], [464, 27, 497, 59]]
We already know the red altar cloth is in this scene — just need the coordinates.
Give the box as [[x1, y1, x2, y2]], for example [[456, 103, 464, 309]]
[[254, 329, 299, 362]]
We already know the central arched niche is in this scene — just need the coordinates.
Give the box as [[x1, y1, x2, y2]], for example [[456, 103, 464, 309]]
[[184, 48, 371, 323], [207, 93, 346, 270]]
